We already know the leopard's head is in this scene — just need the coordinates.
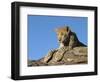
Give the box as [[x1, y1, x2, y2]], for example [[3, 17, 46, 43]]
[[55, 26, 71, 44]]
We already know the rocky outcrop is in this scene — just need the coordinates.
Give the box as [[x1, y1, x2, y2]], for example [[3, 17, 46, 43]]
[[28, 26, 88, 66], [28, 46, 87, 66]]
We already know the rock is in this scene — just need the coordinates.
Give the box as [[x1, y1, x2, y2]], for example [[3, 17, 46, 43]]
[[43, 50, 56, 63], [28, 46, 87, 66], [28, 26, 88, 66]]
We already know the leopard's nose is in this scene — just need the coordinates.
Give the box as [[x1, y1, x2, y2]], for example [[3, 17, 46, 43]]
[[59, 38, 61, 41]]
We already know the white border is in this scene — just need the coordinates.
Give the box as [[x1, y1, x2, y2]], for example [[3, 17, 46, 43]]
[[20, 6, 95, 76]]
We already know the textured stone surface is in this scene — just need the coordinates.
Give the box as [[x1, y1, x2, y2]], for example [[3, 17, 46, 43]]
[[28, 46, 87, 66], [28, 26, 88, 66]]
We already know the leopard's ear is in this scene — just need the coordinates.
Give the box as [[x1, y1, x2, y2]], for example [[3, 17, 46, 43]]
[[66, 26, 71, 34], [66, 26, 70, 31], [66, 26, 71, 32]]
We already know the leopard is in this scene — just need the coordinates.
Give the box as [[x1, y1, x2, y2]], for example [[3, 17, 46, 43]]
[[55, 26, 86, 50], [43, 26, 86, 63]]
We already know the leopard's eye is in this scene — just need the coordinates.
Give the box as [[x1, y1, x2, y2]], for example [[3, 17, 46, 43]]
[[60, 32, 63, 35]]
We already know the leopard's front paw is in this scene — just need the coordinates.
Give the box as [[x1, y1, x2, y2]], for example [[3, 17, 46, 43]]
[[59, 46, 69, 51]]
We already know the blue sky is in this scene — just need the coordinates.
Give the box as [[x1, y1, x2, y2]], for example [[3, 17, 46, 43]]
[[28, 15, 88, 60]]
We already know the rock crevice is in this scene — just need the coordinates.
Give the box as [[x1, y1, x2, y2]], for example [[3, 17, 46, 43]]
[[28, 46, 87, 66]]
